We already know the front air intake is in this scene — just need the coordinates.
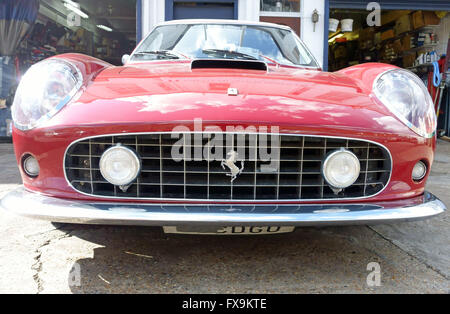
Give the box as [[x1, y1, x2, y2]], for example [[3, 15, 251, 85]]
[[191, 59, 268, 71], [64, 133, 392, 201]]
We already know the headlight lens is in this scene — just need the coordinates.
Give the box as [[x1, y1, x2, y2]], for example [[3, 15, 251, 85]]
[[12, 59, 82, 131], [412, 161, 427, 181], [322, 149, 361, 189], [100, 145, 141, 186], [373, 69, 436, 138], [22, 154, 40, 177]]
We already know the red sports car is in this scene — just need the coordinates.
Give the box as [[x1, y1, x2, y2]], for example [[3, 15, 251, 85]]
[[1, 20, 446, 235]]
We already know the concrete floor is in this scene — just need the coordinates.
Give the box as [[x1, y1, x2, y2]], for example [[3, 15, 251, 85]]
[[0, 141, 449, 294]]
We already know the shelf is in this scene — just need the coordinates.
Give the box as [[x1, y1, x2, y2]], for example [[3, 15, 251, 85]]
[[403, 43, 439, 55], [379, 25, 440, 45], [407, 63, 434, 70]]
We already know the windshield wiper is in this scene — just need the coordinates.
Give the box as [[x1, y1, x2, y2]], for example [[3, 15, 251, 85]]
[[202, 49, 258, 61], [258, 54, 281, 67], [134, 50, 180, 59]]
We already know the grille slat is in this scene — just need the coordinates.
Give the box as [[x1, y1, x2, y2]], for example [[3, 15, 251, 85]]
[[69, 180, 388, 187], [159, 134, 163, 198], [65, 133, 391, 201], [66, 155, 387, 162]]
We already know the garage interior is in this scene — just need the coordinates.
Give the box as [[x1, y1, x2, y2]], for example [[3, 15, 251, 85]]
[[31, 0, 137, 65], [328, 10, 449, 71]]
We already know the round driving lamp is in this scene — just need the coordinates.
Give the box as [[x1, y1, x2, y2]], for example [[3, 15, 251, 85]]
[[99, 145, 141, 186], [322, 149, 361, 189], [22, 154, 40, 177], [412, 161, 427, 181]]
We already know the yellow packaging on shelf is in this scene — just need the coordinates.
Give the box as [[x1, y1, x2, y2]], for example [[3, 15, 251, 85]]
[[412, 11, 440, 29], [381, 29, 395, 41]]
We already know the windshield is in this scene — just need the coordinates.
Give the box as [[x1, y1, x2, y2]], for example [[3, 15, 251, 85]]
[[130, 23, 318, 67]]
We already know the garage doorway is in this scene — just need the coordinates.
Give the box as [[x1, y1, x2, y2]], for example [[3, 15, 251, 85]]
[[165, 0, 238, 21]]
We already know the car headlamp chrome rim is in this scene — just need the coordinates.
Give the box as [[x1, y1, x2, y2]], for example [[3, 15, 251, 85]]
[[99, 145, 141, 186], [12, 59, 83, 131], [373, 68, 436, 138], [322, 149, 361, 189]]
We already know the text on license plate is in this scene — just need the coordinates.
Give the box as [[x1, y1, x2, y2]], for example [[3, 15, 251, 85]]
[[163, 226, 295, 235]]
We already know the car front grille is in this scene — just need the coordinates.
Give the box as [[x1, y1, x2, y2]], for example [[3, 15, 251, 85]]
[[64, 133, 391, 201]]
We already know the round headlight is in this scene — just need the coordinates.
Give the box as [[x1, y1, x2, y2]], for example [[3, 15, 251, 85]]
[[322, 149, 360, 189], [12, 59, 82, 131], [99, 145, 141, 186], [373, 69, 436, 138]]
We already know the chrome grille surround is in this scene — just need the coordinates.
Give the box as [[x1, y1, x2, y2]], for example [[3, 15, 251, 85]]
[[64, 132, 392, 202]]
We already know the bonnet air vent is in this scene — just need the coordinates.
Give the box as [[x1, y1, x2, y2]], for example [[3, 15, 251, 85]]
[[191, 59, 268, 71]]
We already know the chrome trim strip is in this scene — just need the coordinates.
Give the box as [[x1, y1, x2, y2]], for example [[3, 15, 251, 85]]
[[1, 187, 445, 226], [63, 131, 393, 203], [158, 19, 293, 30]]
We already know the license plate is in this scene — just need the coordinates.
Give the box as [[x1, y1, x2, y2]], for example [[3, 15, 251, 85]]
[[163, 226, 295, 235]]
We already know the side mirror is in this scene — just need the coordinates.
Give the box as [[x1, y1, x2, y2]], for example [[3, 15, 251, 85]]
[[122, 54, 130, 65]]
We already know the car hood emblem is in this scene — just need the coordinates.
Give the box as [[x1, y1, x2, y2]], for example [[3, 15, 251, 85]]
[[227, 88, 239, 96], [221, 150, 244, 182]]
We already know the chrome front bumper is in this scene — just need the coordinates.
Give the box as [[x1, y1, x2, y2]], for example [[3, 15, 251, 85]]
[[0, 187, 446, 227]]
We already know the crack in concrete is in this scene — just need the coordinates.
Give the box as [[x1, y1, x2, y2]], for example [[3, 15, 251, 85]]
[[25, 223, 77, 239], [31, 239, 50, 293], [25, 228, 62, 239], [367, 225, 449, 281], [31, 231, 74, 294]]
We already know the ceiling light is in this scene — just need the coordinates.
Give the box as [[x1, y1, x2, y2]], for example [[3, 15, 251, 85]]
[[64, 2, 89, 19], [328, 33, 344, 43], [63, 0, 80, 8], [97, 25, 113, 32]]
